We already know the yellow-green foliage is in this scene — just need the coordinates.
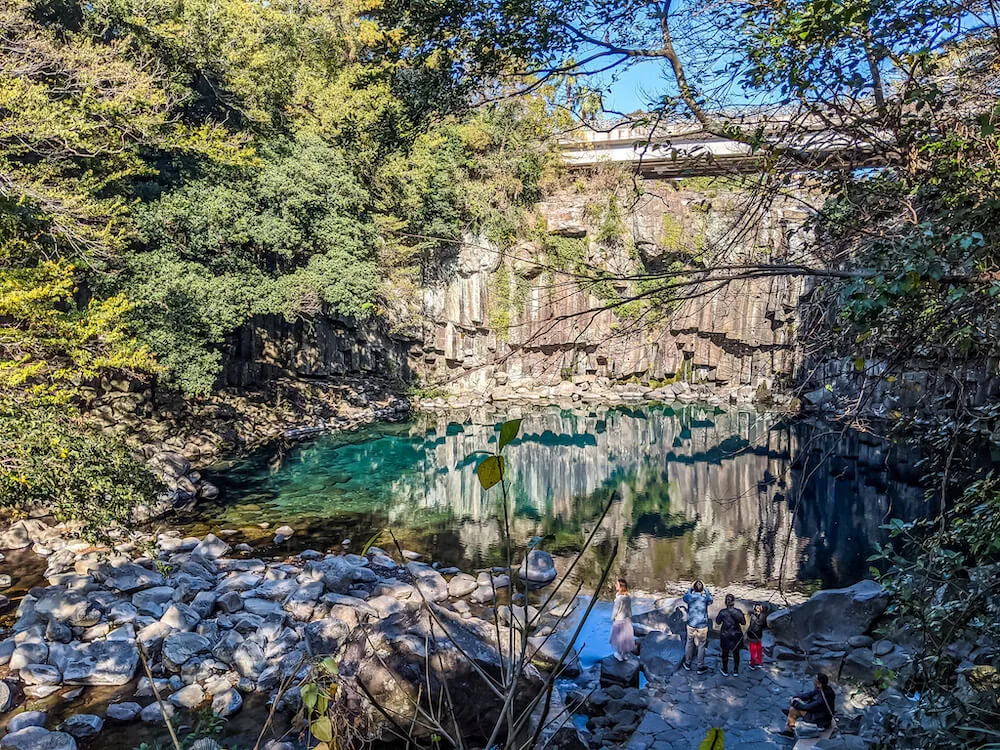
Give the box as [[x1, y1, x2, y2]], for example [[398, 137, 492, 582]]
[[0, 260, 157, 403], [489, 261, 532, 340], [660, 214, 685, 251]]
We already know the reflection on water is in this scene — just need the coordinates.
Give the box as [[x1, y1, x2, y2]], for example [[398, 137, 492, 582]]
[[197, 404, 928, 591]]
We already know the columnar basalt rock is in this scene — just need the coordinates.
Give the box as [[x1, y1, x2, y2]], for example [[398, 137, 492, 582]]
[[418, 182, 812, 396]]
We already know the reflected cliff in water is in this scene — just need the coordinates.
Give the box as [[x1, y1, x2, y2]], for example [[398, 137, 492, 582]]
[[197, 404, 928, 591]]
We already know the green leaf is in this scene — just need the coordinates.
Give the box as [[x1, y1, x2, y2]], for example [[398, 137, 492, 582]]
[[699, 727, 724, 750], [301, 682, 319, 711], [320, 656, 339, 675], [497, 418, 522, 452], [476, 455, 506, 490], [311, 716, 333, 743]]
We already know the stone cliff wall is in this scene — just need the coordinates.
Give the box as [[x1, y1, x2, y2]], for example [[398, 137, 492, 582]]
[[415, 179, 814, 397], [220, 312, 413, 388]]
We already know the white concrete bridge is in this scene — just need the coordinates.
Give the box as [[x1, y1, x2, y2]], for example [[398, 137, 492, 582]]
[[559, 119, 879, 177]]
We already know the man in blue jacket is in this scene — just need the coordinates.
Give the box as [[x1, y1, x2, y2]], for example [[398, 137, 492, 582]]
[[681, 580, 713, 673]]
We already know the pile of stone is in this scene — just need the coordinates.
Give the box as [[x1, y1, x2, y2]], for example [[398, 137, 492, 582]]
[[765, 579, 911, 685], [0, 519, 576, 748]]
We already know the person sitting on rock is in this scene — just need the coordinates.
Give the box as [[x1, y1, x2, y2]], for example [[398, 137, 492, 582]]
[[746, 603, 767, 670], [780, 674, 836, 737], [610, 578, 636, 661], [681, 580, 713, 673], [715, 593, 746, 676]]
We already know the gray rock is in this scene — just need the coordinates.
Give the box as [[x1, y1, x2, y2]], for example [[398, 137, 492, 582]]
[[638, 630, 684, 679], [33, 591, 100, 628], [162, 633, 212, 671], [312, 557, 358, 594], [137, 621, 173, 653], [243, 598, 283, 617], [61, 640, 139, 685], [168, 684, 205, 709], [192, 534, 230, 560], [211, 688, 242, 718], [149, 451, 190, 479], [768, 580, 888, 647], [447, 574, 478, 598], [216, 591, 243, 614], [161, 604, 200, 631], [0, 522, 32, 550], [807, 650, 844, 680], [132, 587, 175, 617], [518, 550, 557, 588], [19, 664, 61, 685], [0, 639, 16, 666], [284, 582, 324, 621], [8, 712, 47, 733], [140, 702, 174, 723], [841, 648, 876, 684], [9, 641, 49, 671], [0, 680, 16, 713], [303, 618, 352, 656], [366, 595, 408, 618], [848, 635, 874, 649], [106, 702, 142, 721], [469, 586, 495, 604], [873, 639, 895, 657], [599, 655, 640, 688], [94, 561, 165, 594], [57, 714, 102, 740], [273, 526, 294, 543], [0, 727, 76, 750], [232, 642, 266, 680]]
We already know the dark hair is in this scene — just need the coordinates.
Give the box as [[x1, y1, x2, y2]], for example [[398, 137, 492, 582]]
[[693, 580, 704, 592], [617, 578, 629, 592], [815, 674, 829, 686], [725, 593, 735, 607]]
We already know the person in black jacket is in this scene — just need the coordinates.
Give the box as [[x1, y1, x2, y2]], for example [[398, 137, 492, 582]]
[[746, 603, 767, 670], [714, 593, 746, 676], [780, 674, 836, 736]]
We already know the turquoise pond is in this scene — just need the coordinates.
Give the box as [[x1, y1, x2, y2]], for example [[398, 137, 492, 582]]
[[190, 404, 930, 592]]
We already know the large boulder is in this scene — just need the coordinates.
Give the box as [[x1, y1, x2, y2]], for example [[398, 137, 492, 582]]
[[60, 641, 139, 685], [334, 607, 542, 745], [93, 560, 166, 594], [0, 727, 76, 750], [599, 655, 639, 688], [638, 631, 685, 679], [406, 563, 448, 603], [518, 551, 557, 588], [767, 580, 888, 648]]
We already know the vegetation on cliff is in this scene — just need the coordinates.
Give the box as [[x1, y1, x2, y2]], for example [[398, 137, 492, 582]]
[[0, 0, 558, 527]]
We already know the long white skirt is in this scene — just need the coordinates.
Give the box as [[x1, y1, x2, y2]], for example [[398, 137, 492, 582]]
[[610, 619, 636, 655]]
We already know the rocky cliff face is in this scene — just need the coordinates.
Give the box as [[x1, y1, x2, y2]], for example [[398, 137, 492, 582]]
[[415, 179, 813, 397], [220, 312, 412, 388]]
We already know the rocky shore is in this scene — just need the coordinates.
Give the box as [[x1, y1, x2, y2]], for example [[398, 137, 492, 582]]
[[0, 511, 948, 750]]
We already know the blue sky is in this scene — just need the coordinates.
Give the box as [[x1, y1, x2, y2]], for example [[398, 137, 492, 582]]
[[597, 59, 670, 114]]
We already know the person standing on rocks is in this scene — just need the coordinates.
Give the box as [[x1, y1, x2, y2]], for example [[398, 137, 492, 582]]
[[610, 578, 636, 661], [681, 580, 713, 673], [746, 603, 767, 670], [715, 593, 746, 676]]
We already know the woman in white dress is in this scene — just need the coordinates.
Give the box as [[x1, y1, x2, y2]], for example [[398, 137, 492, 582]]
[[610, 578, 636, 661]]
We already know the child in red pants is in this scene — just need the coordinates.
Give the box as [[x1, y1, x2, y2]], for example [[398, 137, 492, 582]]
[[746, 604, 767, 669]]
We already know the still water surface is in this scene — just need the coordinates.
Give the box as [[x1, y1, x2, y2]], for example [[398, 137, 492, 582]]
[[197, 404, 929, 592]]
